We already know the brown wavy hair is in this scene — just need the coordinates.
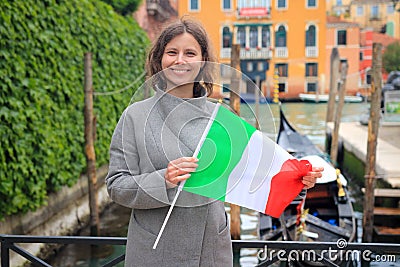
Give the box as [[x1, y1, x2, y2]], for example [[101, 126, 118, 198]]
[[145, 17, 217, 97]]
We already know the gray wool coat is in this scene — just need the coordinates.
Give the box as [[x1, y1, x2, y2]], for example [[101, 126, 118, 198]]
[[106, 87, 233, 267]]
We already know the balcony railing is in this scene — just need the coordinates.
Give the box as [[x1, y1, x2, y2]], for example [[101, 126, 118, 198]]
[[241, 48, 272, 59], [1, 234, 400, 267], [220, 48, 231, 59], [220, 48, 272, 59], [305, 46, 318, 58], [275, 47, 288, 58], [369, 16, 382, 21]]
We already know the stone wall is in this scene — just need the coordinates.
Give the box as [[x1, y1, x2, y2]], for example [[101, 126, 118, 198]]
[[0, 165, 112, 266]]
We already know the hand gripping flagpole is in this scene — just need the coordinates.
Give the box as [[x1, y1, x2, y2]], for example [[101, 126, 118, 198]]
[[152, 104, 221, 249]]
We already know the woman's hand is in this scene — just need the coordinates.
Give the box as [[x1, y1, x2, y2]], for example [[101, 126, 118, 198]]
[[302, 166, 324, 189], [165, 157, 198, 188]]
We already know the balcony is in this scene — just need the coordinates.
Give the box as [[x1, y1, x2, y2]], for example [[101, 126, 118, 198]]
[[241, 48, 272, 59], [369, 15, 382, 21], [305, 46, 318, 58], [275, 47, 288, 58], [220, 48, 272, 60]]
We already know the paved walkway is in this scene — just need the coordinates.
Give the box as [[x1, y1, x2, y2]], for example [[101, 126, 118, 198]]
[[377, 124, 400, 149], [327, 122, 400, 187]]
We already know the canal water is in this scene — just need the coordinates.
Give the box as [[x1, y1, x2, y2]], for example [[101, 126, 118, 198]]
[[48, 102, 382, 267]]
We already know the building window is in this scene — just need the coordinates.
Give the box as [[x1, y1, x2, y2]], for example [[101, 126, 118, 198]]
[[223, 0, 232, 10], [247, 62, 253, 72], [305, 25, 316, 47], [275, 63, 288, 77], [261, 26, 270, 48], [246, 80, 256, 94], [277, 0, 287, 9], [387, 3, 395, 14], [339, 59, 348, 72], [220, 64, 231, 77], [238, 0, 269, 8], [278, 83, 286, 93], [307, 83, 317, 93], [222, 83, 230, 93], [250, 26, 258, 48], [257, 62, 264, 72], [237, 27, 246, 48], [275, 25, 287, 47], [366, 71, 372, 85], [371, 5, 379, 19], [305, 63, 318, 77], [222, 27, 232, 48], [190, 0, 199, 11], [356, 6, 363, 16], [307, 0, 316, 8], [337, 30, 347, 46], [359, 52, 363, 61], [336, 0, 342, 6], [387, 21, 395, 37]]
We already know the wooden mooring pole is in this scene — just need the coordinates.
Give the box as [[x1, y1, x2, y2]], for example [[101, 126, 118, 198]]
[[84, 52, 100, 236], [330, 62, 348, 166], [326, 48, 340, 123], [229, 44, 241, 241], [229, 44, 241, 116], [362, 43, 382, 243]]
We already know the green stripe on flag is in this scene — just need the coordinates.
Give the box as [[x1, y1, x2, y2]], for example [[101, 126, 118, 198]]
[[184, 106, 256, 201]]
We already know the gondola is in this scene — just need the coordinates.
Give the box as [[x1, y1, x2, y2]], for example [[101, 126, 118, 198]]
[[259, 106, 357, 267]]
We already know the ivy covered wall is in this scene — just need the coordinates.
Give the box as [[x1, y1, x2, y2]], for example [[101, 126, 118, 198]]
[[0, 0, 149, 218]]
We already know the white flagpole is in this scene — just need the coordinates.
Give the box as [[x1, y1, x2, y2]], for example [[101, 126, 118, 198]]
[[152, 181, 185, 249], [152, 103, 221, 249]]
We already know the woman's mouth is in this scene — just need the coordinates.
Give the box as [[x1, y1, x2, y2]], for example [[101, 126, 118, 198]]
[[170, 68, 190, 73]]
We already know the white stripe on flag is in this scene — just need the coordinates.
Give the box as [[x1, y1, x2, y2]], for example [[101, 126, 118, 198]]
[[224, 131, 277, 212]]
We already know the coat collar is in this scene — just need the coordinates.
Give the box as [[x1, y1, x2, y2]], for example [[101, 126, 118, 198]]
[[154, 85, 207, 121]]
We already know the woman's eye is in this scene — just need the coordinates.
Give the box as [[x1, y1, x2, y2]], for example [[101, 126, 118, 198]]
[[186, 51, 197, 56], [166, 51, 176, 55]]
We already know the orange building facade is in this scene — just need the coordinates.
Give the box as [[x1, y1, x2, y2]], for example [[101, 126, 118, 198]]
[[134, 0, 400, 99], [177, 0, 329, 100], [326, 16, 360, 95], [269, 0, 327, 99]]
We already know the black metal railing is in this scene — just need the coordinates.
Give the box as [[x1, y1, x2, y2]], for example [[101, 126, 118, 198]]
[[1, 234, 400, 267], [0, 235, 126, 267]]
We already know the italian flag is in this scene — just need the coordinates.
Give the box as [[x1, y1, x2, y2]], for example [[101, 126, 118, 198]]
[[183, 104, 312, 218]]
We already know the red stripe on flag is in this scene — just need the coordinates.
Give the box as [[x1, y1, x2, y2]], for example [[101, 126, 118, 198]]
[[264, 159, 312, 218]]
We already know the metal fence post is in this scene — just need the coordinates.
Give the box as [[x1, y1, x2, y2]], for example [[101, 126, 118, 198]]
[[1, 238, 10, 267]]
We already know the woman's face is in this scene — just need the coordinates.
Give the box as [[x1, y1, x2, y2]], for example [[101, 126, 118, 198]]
[[161, 32, 203, 90]]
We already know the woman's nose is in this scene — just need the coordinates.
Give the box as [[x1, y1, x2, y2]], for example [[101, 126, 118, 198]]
[[175, 53, 185, 64]]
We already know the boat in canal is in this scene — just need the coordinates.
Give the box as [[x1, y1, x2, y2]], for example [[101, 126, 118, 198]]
[[299, 93, 363, 103], [259, 106, 357, 266]]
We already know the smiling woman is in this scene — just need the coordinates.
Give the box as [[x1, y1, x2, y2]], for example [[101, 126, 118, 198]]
[[105, 17, 322, 267], [105, 18, 234, 267]]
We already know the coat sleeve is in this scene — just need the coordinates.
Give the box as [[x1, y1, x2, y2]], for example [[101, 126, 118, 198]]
[[105, 110, 176, 209]]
